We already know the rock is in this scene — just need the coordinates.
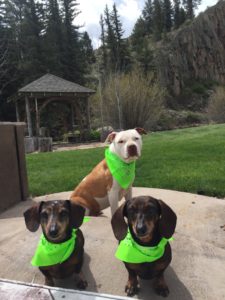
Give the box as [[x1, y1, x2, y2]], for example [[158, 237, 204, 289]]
[[155, 0, 225, 95]]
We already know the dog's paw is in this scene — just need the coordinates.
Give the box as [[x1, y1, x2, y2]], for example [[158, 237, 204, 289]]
[[155, 285, 170, 297], [77, 279, 88, 290], [44, 278, 54, 287], [125, 284, 139, 297]]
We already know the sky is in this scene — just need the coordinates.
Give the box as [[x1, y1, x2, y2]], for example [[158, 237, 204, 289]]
[[76, 0, 219, 48]]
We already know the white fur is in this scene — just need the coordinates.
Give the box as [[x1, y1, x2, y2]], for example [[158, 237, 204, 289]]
[[96, 129, 143, 216]]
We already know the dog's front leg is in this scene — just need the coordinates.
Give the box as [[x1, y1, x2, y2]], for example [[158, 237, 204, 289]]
[[124, 185, 132, 202], [125, 267, 139, 297], [108, 191, 119, 217], [108, 179, 121, 216], [76, 270, 88, 290], [153, 272, 169, 297]]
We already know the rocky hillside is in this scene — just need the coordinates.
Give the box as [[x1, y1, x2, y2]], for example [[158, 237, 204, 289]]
[[155, 0, 225, 95]]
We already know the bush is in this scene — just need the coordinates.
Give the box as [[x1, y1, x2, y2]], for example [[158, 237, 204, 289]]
[[102, 69, 166, 129], [207, 86, 225, 123], [156, 109, 207, 130]]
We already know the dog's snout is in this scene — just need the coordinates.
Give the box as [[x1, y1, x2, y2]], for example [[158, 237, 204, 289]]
[[128, 144, 138, 157], [49, 225, 58, 237], [136, 222, 147, 236]]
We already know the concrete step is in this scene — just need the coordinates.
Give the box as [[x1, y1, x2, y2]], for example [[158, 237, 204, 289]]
[[0, 188, 225, 299]]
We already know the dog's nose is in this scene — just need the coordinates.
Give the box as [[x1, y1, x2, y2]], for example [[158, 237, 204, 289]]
[[136, 223, 147, 236], [128, 144, 138, 157], [49, 226, 58, 237]]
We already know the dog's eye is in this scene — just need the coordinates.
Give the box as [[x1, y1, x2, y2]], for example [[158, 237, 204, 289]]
[[134, 137, 139, 140], [60, 211, 68, 218], [40, 212, 48, 219], [146, 209, 157, 216], [118, 140, 124, 144]]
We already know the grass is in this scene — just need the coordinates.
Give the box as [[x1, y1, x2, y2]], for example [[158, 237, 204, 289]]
[[26, 124, 225, 198]]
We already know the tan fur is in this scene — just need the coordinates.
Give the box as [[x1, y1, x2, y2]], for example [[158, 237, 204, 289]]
[[70, 159, 113, 215]]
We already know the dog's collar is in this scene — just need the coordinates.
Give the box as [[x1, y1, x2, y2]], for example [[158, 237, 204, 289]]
[[31, 229, 77, 267], [31, 217, 90, 267], [115, 230, 173, 263], [105, 148, 135, 189]]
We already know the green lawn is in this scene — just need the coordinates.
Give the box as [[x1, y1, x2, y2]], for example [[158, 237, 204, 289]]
[[26, 124, 225, 198]]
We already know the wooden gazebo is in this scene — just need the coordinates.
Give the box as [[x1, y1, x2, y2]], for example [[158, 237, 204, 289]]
[[9, 74, 95, 138]]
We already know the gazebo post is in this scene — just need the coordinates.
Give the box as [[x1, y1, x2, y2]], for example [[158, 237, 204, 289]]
[[25, 96, 33, 137], [35, 97, 40, 136], [71, 102, 75, 131], [87, 97, 91, 130], [15, 101, 20, 122]]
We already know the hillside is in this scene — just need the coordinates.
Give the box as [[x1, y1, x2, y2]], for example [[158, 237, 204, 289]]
[[155, 0, 225, 95]]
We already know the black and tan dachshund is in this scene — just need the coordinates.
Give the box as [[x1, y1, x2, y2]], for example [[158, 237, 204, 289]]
[[111, 196, 177, 297], [24, 200, 87, 289]]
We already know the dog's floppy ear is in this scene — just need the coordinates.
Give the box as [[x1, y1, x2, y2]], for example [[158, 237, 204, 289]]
[[105, 131, 117, 143], [67, 200, 85, 228], [111, 202, 128, 241], [158, 200, 177, 238], [135, 127, 147, 135], [24, 202, 43, 232]]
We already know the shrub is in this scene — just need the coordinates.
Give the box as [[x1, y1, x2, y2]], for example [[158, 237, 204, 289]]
[[102, 69, 166, 129], [207, 86, 225, 123]]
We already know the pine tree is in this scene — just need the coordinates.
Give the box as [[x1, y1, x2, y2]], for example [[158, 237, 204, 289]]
[[45, 0, 64, 76], [142, 0, 153, 34], [61, 0, 86, 83], [80, 31, 95, 66], [111, 3, 130, 72], [20, 0, 44, 81], [152, 0, 163, 40], [182, 0, 201, 19], [162, 0, 173, 32], [131, 17, 147, 51], [104, 4, 117, 72], [174, 0, 186, 28], [99, 14, 108, 73]]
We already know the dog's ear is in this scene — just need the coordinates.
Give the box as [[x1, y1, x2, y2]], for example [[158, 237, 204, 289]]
[[158, 200, 177, 238], [23, 202, 43, 232], [105, 131, 117, 143], [111, 202, 128, 241], [67, 200, 85, 228], [135, 127, 147, 135]]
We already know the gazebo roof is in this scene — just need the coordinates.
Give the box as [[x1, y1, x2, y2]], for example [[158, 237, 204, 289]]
[[18, 73, 95, 94]]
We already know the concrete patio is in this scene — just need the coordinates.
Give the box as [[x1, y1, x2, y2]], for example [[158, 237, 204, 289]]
[[0, 188, 224, 299]]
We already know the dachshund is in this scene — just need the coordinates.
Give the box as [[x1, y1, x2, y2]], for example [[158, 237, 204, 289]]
[[24, 200, 87, 289], [111, 196, 177, 297]]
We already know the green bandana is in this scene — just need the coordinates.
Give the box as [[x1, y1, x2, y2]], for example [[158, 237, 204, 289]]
[[31, 217, 90, 267], [105, 148, 135, 189], [115, 230, 173, 263]]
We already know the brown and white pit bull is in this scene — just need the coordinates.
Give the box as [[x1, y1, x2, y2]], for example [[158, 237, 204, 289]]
[[70, 128, 147, 216]]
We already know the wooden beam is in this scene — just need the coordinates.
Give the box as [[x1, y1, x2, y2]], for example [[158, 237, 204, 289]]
[[35, 97, 40, 136], [15, 101, 20, 122], [25, 96, 33, 137], [71, 102, 75, 130], [87, 97, 91, 130]]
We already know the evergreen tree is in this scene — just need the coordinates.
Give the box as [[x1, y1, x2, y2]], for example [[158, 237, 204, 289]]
[[99, 14, 107, 73], [174, 0, 186, 28], [80, 31, 95, 67], [104, 4, 117, 72], [62, 0, 85, 82], [44, 0, 64, 76], [182, 0, 201, 19], [131, 17, 147, 51], [142, 0, 153, 34], [111, 3, 130, 72], [162, 0, 173, 32], [152, 0, 163, 40], [20, 0, 44, 82]]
